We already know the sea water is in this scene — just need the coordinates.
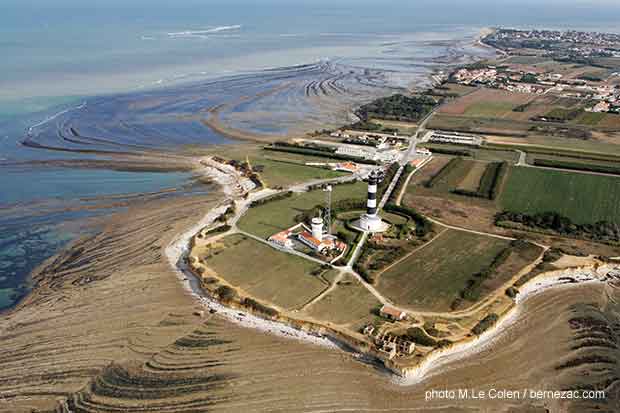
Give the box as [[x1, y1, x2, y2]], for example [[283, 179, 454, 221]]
[[1, 0, 619, 310]]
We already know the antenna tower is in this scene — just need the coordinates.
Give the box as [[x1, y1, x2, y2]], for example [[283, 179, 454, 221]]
[[323, 185, 332, 235]]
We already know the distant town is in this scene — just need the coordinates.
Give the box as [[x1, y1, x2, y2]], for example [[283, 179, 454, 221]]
[[435, 28, 620, 115], [484, 28, 620, 59]]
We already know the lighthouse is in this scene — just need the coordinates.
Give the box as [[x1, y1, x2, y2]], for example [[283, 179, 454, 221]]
[[366, 171, 379, 217], [311, 217, 324, 242], [356, 170, 389, 233]]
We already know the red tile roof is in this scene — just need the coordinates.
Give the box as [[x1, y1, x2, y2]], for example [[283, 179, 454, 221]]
[[380, 305, 405, 319], [299, 231, 323, 248]]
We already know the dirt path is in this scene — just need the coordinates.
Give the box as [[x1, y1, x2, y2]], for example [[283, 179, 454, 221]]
[[297, 270, 346, 311], [374, 227, 450, 278], [424, 215, 516, 241]]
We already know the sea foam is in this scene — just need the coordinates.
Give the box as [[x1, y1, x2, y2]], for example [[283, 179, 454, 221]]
[[167, 25, 242, 39]]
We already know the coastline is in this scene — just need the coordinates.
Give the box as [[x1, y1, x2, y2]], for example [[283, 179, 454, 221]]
[[166, 157, 618, 385], [395, 265, 616, 385], [164, 162, 339, 350], [476, 26, 508, 57]]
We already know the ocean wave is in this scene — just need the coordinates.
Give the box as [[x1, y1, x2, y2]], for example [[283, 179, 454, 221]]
[[27, 101, 87, 135], [167, 25, 242, 39]]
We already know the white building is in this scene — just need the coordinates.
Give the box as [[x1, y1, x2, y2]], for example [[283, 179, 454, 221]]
[[427, 130, 482, 146]]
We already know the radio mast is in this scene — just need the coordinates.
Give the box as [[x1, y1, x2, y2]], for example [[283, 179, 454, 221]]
[[323, 184, 332, 235]]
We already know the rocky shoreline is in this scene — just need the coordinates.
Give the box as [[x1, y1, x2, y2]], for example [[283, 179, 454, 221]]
[[166, 159, 619, 384], [396, 264, 618, 385]]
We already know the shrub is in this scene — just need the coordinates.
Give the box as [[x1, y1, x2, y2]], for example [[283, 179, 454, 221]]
[[495, 211, 620, 243], [356, 94, 437, 122], [424, 147, 473, 157], [214, 286, 237, 302], [388, 164, 414, 204], [203, 225, 232, 236], [402, 327, 437, 347], [250, 191, 293, 207], [458, 245, 513, 302], [505, 286, 519, 298], [383, 204, 433, 237], [377, 163, 400, 198], [532, 158, 620, 176], [243, 298, 279, 317], [472, 313, 499, 335]]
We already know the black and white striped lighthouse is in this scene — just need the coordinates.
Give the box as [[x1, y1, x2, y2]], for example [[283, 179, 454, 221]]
[[356, 169, 388, 233], [366, 170, 379, 216]]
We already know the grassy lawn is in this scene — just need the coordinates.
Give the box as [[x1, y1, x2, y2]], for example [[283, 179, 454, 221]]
[[205, 144, 348, 188], [545, 107, 581, 121], [238, 182, 366, 238], [485, 135, 620, 157], [474, 148, 519, 163], [428, 158, 477, 192], [204, 234, 329, 310], [421, 143, 518, 163], [499, 166, 620, 224], [304, 275, 381, 328], [525, 153, 620, 168], [428, 114, 531, 136], [371, 118, 418, 134], [457, 161, 488, 192], [249, 157, 346, 188], [505, 56, 551, 65], [574, 111, 605, 126], [377, 230, 511, 311]]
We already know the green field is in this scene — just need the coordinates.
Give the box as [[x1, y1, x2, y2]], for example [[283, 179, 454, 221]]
[[500, 166, 620, 224], [574, 111, 606, 126], [305, 275, 381, 328], [377, 230, 510, 311], [427, 158, 477, 192], [421, 143, 519, 163], [428, 114, 531, 136], [250, 157, 346, 188], [524, 153, 620, 168], [238, 182, 366, 238], [204, 235, 329, 310], [504, 56, 551, 65]]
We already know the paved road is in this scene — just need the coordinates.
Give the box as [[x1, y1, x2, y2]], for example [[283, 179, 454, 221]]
[[346, 231, 368, 269], [196, 101, 553, 321], [394, 155, 434, 205]]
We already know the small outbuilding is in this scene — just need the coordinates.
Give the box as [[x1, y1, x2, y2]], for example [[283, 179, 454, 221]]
[[379, 304, 407, 321]]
